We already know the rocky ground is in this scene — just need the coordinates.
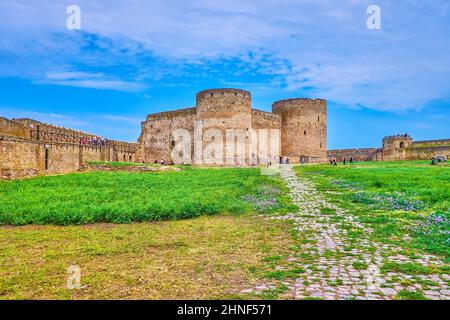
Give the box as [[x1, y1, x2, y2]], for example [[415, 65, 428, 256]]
[[242, 165, 449, 300]]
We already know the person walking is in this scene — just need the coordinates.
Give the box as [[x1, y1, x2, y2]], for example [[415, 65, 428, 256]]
[[444, 155, 448, 165], [301, 157, 305, 165], [350, 157, 354, 166], [343, 157, 346, 166]]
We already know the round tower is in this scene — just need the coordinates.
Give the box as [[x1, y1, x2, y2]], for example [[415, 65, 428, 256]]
[[272, 98, 327, 163], [196, 88, 251, 119], [195, 89, 252, 165]]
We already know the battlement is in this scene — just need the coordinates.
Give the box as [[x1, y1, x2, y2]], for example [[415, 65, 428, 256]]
[[13, 118, 102, 139], [196, 88, 251, 100], [272, 98, 326, 112], [251, 108, 281, 121], [383, 134, 412, 141], [146, 107, 197, 121]]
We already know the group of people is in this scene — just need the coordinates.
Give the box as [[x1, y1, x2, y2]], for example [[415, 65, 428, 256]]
[[329, 156, 354, 166], [431, 155, 448, 165], [280, 156, 290, 164], [154, 159, 175, 166], [80, 136, 108, 146]]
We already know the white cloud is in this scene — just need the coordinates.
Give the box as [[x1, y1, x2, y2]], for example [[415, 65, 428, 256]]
[[43, 69, 146, 92], [1, 0, 450, 111]]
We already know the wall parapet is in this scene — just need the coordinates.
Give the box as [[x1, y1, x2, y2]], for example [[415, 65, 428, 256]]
[[146, 107, 197, 121]]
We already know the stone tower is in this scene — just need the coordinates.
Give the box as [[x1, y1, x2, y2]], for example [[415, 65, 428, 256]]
[[196, 89, 252, 164], [381, 134, 413, 161], [272, 98, 327, 163]]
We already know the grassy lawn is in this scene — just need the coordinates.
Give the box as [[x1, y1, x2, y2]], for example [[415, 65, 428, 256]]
[[0, 215, 295, 299], [87, 161, 160, 167], [294, 161, 450, 260], [0, 168, 295, 225]]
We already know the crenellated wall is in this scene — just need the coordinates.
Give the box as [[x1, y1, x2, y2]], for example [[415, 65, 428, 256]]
[[0, 117, 136, 179]]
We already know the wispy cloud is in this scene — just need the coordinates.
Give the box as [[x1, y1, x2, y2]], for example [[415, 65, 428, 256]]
[[0, 0, 450, 112], [43, 69, 146, 92]]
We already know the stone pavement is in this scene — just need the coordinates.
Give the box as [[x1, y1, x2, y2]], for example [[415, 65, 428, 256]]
[[243, 165, 449, 300]]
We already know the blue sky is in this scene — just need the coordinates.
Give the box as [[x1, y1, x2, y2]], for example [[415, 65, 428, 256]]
[[0, 0, 449, 148]]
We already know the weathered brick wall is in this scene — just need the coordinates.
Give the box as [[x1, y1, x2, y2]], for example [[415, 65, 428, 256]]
[[272, 98, 327, 163], [327, 148, 380, 162], [0, 117, 29, 139]]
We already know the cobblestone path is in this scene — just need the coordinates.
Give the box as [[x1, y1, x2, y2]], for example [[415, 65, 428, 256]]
[[243, 165, 449, 300]]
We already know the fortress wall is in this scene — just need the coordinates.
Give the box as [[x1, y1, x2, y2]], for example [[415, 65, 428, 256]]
[[251, 109, 281, 129], [406, 145, 450, 160], [0, 117, 29, 139], [140, 108, 197, 164], [13, 118, 99, 141], [0, 116, 137, 179], [0, 136, 42, 179], [327, 148, 379, 162], [273, 99, 327, 163], [411, 139, 450, 148], [0, 135, 125, 179]]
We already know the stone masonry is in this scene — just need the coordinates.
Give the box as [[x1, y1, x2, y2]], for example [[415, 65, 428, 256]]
[[136, 88, 328, 165]]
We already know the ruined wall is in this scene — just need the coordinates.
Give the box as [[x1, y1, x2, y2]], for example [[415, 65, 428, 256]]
[[327, 148, 381, 162], [273, 98, 327, 163]]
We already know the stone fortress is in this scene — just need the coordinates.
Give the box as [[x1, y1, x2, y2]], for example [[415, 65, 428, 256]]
[[135, 88, 328, 165], [1, 87, 449, 179]]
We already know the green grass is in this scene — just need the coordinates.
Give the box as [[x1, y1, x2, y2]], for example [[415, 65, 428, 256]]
[[0, 168, 295, 226], [0, 215, 296, 299], [294, 161, 450, 259], [87, 161, 160, 167], [395, 290, 428, 300]]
